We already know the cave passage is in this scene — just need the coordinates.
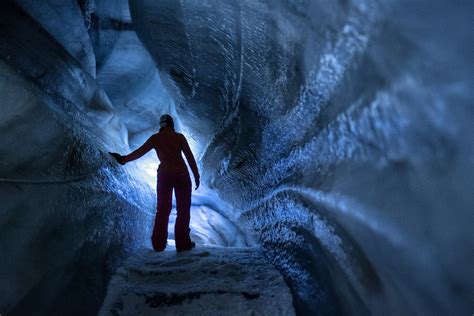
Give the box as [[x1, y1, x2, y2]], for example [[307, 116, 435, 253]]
[[0, 0, 472, 315]]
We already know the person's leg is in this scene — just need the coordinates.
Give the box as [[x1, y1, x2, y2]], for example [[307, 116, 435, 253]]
[[151, 172, 173, 251], [174, 174, 193, 250]]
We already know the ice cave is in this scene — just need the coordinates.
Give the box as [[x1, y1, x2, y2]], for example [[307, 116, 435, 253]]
[[0, 0, 472, 315]]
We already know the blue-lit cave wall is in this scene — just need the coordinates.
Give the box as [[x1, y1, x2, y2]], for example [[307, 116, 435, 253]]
[[1, 0, 473, 315], [130, 0, 473, 315], [0, 2, 156, 315]]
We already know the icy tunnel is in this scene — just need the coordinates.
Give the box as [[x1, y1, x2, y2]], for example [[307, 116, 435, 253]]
[[0, 0, 472, 315]]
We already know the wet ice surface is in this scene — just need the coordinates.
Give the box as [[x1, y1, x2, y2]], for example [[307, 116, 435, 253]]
[[98, 246, 295, 316]]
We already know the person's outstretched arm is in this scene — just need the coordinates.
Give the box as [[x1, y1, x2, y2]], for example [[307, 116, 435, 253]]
[[120, 136, 155, 164], [181, 135, 200, 189]]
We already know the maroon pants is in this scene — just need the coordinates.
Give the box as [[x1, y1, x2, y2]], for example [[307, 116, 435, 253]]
[[152, 170, 192, 251]]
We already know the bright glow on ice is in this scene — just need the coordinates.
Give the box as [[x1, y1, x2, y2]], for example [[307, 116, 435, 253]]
[[129, 128, 255, 247], [134, 152, 159, 188], [132, 152, 255, 247], [132, 128, 201, 189]]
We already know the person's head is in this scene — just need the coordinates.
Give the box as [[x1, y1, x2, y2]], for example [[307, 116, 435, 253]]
[[159, 114, 174, 130]]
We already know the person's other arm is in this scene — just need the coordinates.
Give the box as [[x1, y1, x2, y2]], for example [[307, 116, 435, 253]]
[[181, 135, 200, 189], [121, 136, 155, 164]]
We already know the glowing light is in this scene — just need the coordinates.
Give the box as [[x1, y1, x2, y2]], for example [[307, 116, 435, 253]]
[[129, 128, 254, 247], [134, 151, 159, 188]]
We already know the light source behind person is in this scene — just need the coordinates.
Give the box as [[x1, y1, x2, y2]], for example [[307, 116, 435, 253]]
[[110, 114, 200, 251]]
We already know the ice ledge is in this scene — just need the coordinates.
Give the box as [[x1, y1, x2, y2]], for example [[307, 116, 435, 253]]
[[99, 246, 295, 315]]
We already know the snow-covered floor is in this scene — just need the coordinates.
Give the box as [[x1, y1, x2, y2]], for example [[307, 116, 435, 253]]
[[99, 246, 295, 315]]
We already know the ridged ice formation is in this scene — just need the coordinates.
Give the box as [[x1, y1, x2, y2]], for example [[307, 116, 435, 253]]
[[0, 0, 472, 315]]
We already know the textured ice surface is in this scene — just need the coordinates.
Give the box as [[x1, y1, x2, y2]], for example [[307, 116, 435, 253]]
[[130, 0, 473, 314], [0, 0, 473, 315], [98, 247, 295, 316], [0, 2, 153, 315], [0, 1, 252, 314], [171, 186, 257, 248]]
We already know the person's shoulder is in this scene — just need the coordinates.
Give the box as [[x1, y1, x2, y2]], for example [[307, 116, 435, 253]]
[[148, 132, 160, 142], [175, 132, 187, 143]]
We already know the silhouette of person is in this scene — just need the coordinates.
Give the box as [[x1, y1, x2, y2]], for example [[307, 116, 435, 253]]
[[109, 114, 200, 252]]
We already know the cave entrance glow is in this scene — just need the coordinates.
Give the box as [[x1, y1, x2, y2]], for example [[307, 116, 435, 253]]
[[132, 132, 255, 249]]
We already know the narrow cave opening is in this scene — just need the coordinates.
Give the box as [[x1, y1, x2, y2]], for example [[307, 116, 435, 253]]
[[130, 143, 256, 249]]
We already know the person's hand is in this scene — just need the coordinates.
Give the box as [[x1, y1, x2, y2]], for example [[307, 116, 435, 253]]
[[195, 177, 200, 190], [109, 152, 125, 165]]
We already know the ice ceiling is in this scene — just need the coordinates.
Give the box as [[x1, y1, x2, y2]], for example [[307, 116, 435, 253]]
[[0, 0, 472, 315]]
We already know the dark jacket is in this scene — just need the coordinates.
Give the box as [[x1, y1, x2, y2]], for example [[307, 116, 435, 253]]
[[122, 127, 199, 181]]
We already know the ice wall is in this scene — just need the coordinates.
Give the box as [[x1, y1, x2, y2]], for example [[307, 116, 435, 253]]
[[1, 0, 472, 315], [130, 0, 473, 314], [0, 1, 250, 314], [0, 2, 157, 315]]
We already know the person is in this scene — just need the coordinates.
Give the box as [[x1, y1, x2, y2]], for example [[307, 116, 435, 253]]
[[109, 114, 200, 252]]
